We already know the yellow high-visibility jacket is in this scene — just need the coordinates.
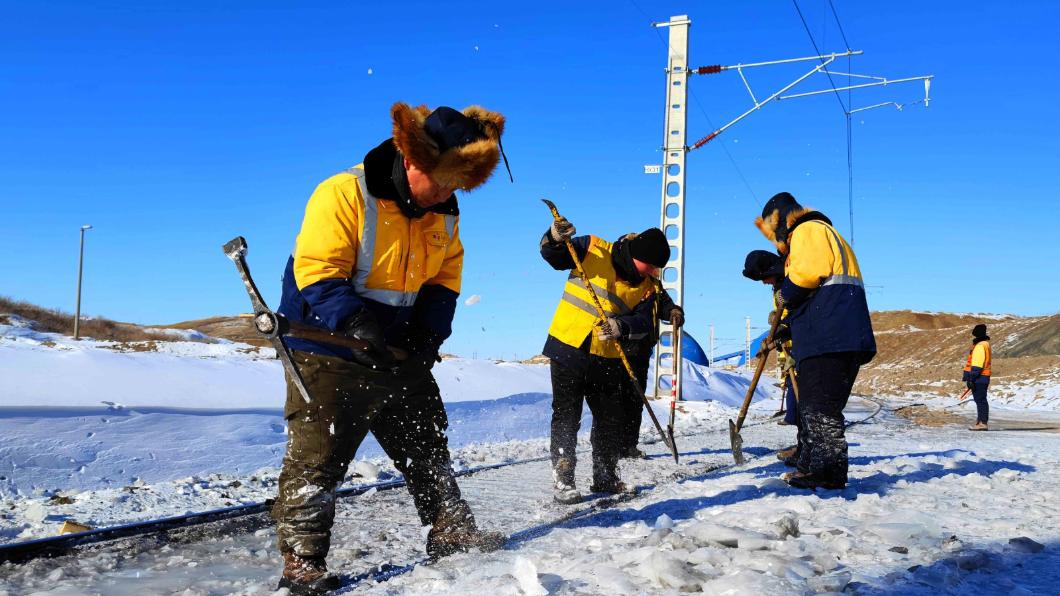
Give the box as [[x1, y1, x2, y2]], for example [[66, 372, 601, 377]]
[[546, 236, 656, 360], [778, 214, 876, 363], [278, 146, 464, 359]]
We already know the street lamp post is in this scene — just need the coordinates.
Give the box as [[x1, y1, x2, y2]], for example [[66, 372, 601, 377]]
[[74, 225, 92, 340]]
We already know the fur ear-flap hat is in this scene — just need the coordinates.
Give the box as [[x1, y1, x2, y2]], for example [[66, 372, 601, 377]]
[[755, 191, 807, 254], [391, 102, 506, 191]]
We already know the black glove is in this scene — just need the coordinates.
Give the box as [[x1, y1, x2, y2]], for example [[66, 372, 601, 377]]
[[966, 380, 975, 390], [399, 351, 441, 377], [774, 323, 792, 344], [669, 307, 685, 329], [342, 309, 395, 370]]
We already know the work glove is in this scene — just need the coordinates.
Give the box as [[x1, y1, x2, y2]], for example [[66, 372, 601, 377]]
[[342, 309, 396, 371], [966, 380, 975, 390], [774, 323, 791, 344], [596, 317, 627, 341], [550, 217, 576, 243], [398, 351, 441, 377], [669, 307, 685, 329]]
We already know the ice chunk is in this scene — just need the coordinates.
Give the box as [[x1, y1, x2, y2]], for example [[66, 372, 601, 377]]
[[806, 570, 851, 592], [774, 514, 799, 539], [654, 513, 674, 530], [24, 501, 47, 523], [637, 551, 706, 591], [513, 556, 547, 596], [352, 460, 381, 481], [866, 522, 932, 543], [1008, 537, 1045, 553], [684, 520, 768, 548]]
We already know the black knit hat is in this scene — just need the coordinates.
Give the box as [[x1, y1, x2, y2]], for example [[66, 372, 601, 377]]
[[629, 228, 670, 268], [742, 250, 784, 281], [761, 191, 802, 219], [972, 324, 988, 339]]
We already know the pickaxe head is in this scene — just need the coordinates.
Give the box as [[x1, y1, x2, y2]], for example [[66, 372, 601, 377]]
[[222, 236, 248, 261]]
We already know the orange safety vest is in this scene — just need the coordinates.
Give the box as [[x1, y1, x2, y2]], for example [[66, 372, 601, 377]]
[[963, 341, 992, 377]]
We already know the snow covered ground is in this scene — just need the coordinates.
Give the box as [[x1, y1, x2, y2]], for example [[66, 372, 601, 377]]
[[3, 322, 1058, 595], [0, 323, 773, 539]]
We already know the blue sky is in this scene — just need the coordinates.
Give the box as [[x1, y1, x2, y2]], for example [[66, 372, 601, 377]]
[[3, 1, 1058, 359]]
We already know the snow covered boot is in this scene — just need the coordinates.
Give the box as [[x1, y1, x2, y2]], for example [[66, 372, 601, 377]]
[[552, 457, 582, 504], [968, 422, 988, 431], [590, 459, 632, 495], [620, 446, 647, 460], [426, 500, 506, 559], [277, 551, 341, 595], [782, 470, 845, 491]]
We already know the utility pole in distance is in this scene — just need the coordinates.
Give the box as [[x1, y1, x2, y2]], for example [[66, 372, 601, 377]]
[[74, 225, 92, 340]]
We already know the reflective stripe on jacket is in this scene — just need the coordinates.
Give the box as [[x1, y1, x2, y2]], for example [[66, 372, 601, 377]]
[[546, 236, 656, 359], [278, 162, 463, 359], [779, 218, 876, 364], [963, 341, 992, 382]]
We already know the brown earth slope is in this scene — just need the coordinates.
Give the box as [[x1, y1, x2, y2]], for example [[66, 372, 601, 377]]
[[855, 310, 1060, 402]]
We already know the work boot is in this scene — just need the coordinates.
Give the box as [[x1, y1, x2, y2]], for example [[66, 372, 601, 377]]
[[590, 460, 633, 495], [277, 551, 341, 595], [426, 500, 506, 559], [968, 421, 988, 431], [782, 470, 845, 491], [619, 446, 646, 460], [552, 457, 582, 504], [776, 446, 797, 461]]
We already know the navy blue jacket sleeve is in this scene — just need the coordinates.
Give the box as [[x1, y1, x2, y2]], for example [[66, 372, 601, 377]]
[[779, 277, 814, 310], [540, 231, 590, 270], [404, 283, 459, 354], [297, 278, 365, 331], [618, 295, 657, 341]]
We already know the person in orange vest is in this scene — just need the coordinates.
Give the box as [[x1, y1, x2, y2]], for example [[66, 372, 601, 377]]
[[540, 219, 670, 503], [963, 324, 992, 431]]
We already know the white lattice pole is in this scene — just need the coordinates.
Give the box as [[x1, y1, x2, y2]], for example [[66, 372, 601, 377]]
[[651, 14, 690, 408]]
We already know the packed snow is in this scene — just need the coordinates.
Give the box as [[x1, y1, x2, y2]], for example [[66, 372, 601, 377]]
[[2, 322, 1058, 596]]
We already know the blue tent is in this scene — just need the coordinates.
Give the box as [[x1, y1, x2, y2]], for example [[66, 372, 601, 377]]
[[679, 331, 709, 366], [654, 331, 710, 366], [712, 330, 769, 367]]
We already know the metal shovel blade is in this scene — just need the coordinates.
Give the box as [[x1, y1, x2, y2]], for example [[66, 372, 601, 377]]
[[729, 419, 746, 465]]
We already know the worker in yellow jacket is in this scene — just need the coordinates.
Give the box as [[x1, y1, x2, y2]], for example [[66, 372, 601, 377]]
[[755, 192, 876, 491], [963, 324, 992, 430], [541, 220, 670, 504], [272, 103, 509, 593]]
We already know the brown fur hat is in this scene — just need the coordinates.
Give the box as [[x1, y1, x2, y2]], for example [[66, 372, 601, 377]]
[[755, 206, 814, 254], [391, 102, 506, 191]]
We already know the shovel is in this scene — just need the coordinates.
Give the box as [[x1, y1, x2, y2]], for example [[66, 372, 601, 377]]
[[729, 312, 781, 465]]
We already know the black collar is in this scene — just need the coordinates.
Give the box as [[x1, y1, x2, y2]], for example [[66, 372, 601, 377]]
[[611, 235, 645, 285], [788, 210, 833, 235], [363, 139, 459, 218]]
